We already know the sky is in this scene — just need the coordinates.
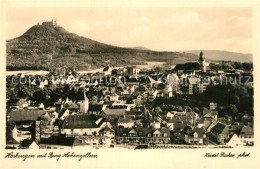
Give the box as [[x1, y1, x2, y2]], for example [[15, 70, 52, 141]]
[[6, 7, 252, 53]]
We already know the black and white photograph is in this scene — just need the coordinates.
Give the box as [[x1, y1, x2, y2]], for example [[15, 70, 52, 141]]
[[1, 0, 260, 169]]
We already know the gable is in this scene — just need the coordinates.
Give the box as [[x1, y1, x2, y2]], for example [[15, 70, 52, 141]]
[[10, 110, 45, 121], [153, 130, 161, 135], [61, 114, 101, 129], [129, 129, 137, 134]]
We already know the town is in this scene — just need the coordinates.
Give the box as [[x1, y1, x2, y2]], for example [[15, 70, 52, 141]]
[[6, 51, 254, 149]]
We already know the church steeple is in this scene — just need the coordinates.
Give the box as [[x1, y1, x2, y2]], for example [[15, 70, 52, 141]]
[[199, 51, 204, 61], [80, 89, 89, 113], [198, 51, 205, 72]]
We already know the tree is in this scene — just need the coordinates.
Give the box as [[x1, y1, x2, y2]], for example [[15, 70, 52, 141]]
[[180, 85, 189, 95], [32, 90, 47, 103], [226, 104, 238, 116]]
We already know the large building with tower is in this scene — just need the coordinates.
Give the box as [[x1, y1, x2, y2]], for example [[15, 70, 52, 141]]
[[173, 51, 208, 74]]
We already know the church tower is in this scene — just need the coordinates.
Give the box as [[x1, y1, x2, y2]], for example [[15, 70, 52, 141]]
[[80, 90, 89, 113], [198, 51, 205, 72]]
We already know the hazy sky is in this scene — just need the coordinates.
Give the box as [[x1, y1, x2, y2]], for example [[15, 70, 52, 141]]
[[6, 7, 252, 53]]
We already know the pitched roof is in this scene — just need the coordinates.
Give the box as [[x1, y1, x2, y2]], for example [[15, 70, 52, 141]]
[[135, 127, 152, 137], [240, 126, 253, 135], [211, 123, 227, 134], [204, 120, 212, 129], [20, 139, 35, 148], [125, 111, 142, 116], [103, 108, 126, 116], [226, 133, 239, 143], [99, 126, 114, 133], [118, 127, 131, 136], [8, 98, 28, 107], [64, 102, 79, 109], [173, 62, 200, 71], [118, 117, 134, 123], [204, 113, 212, 118], [202, 108, 211, 115], [40, 135, 82, 146], [160, 127, 171, 135], [61, 114, 102, 129], [9, 110, 45, 121], [192, 128, 204, 138]]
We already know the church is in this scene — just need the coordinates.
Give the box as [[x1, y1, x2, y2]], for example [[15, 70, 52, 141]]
[[173, 51, 208, 74]]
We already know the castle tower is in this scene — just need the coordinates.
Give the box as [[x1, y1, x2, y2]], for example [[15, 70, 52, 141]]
[[198, 51, 205, 72], [80, 90, 89, 113], [54, 18, 57, 27]]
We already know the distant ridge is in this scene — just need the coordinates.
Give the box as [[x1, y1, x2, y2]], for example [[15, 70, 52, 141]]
[[186, 50, 252, 62], [131, 46, 151, 51]]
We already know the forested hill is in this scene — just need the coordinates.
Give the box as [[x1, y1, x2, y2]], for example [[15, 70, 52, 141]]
[[187, 50, 252, 62], [6, 23, 198, 71]]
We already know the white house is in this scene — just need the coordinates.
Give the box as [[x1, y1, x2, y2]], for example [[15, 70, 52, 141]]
[[210, 102, 217, 110], [43, 79, 49, 86], [151, 120, 161, 129], [110, 93, 119, 102], [166, 112, 174, 119], [227, 134, 243, 147], [39, 81, 45, 89], [118, 117, 135, 128], [167, 119, 174, 130]]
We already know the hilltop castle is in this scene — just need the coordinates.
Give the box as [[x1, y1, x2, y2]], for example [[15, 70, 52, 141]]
[[40, 19, 58, 27]]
